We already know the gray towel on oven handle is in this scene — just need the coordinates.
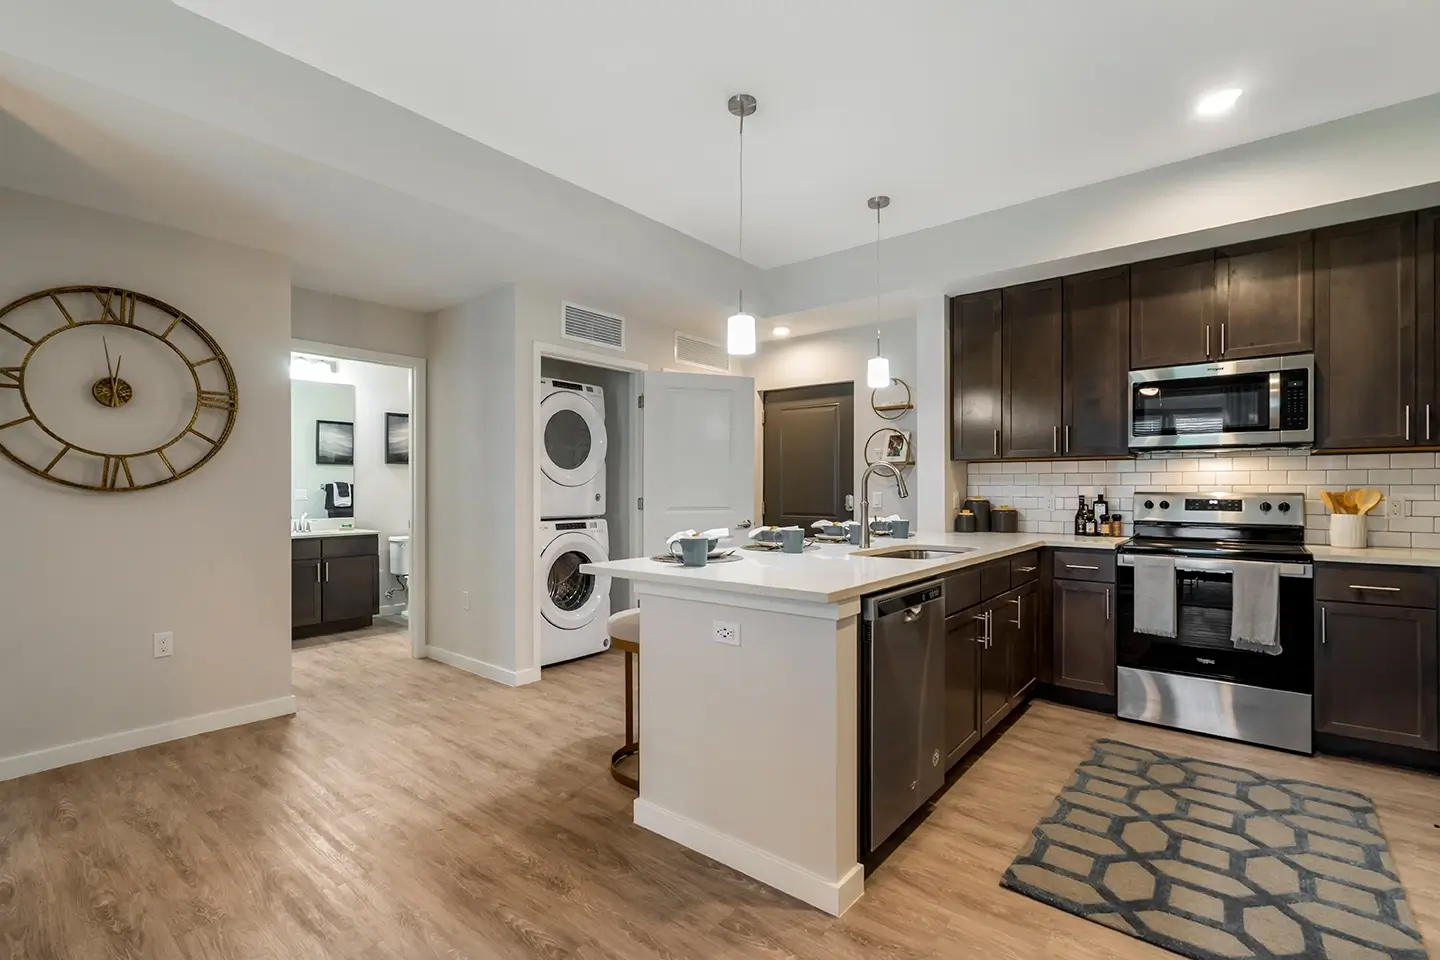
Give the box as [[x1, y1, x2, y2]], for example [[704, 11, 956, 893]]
[[1131, 556, 1177, 638], [1231, 560, 1281, 655]]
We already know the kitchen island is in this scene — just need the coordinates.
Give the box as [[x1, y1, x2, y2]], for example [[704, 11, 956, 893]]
[[582, 531, 1123, 915]]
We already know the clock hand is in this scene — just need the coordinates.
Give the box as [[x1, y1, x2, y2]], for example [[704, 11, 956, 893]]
[[112, 354, 122, 407]]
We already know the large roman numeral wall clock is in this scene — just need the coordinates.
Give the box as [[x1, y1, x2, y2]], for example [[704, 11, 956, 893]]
[[0, 286, 238, 492]]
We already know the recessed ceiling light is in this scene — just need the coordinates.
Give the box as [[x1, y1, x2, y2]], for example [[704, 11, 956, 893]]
[[1195, 87, 1243, 118], [772, 326, 790, 337]]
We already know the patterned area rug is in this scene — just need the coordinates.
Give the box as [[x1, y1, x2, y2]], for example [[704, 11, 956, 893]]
[[1001, 739, 1428, 959]]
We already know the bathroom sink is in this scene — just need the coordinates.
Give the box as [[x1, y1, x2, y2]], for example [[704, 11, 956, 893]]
[[865, 546, 975, 560]]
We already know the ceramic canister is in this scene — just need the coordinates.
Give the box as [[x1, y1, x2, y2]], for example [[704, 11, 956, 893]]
[[963, 497, 991, 532]]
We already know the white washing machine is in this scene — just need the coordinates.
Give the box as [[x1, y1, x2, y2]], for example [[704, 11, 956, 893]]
[[539, 378, 607, 519], [539, 518, 612, 665]]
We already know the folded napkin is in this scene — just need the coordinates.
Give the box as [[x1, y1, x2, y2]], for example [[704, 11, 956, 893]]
[[812, 520, 837, 530], [666, 527, 729, 546]]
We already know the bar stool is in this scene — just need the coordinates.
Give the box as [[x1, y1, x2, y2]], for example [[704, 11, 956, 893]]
[[608, 608, 641, 790]]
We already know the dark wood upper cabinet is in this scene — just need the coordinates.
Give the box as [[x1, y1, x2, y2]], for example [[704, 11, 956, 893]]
[[1419, 208, 1440, 445], [1003, 280, 1063, 458], [945, 613, 983, 765], [1215, 232, 1315, 360], [1316, 213, 1417, 450], [1053, 578, 1115, 695], [1129, 251, 1215, 369], [1316, 600, 1438, 751], [1062, 266, 1130, 458], [950, 290, 1004, 460]]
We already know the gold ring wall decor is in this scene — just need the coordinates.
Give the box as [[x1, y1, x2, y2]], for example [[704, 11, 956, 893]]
[[0, 286, 238, 492]]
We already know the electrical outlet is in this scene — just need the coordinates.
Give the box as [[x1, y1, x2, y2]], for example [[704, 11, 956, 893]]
[[462, 590, 471, 611], [1041, 495, 1053, 512], [712, 621, 741, 646], [1390, 497, 1409, 519], [153, 631, 174, 658]]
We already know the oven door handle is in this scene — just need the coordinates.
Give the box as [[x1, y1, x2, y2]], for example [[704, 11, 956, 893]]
[[1118, 554, 1312, 579]]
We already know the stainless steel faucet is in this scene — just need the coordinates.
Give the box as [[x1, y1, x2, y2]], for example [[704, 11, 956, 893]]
[[859, 462, 909, 548]]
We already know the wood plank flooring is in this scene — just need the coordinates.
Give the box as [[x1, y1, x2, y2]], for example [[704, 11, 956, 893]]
[[2, 626, 1437, 959]]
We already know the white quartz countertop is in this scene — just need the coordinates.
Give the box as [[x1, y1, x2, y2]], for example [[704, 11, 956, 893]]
[[582, 532, 1124, 605], [291, 528, 380, 539], [1309, 545, 1440, 568]]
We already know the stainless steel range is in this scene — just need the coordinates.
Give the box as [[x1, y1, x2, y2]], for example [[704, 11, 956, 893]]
[[1116, 491, 1314, 753]]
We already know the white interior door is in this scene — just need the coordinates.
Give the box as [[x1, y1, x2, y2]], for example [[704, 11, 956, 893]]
[[642, 371, 756, 554]]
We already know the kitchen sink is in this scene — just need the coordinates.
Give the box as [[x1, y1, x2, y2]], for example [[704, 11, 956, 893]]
[[865, 546, 975, 560]]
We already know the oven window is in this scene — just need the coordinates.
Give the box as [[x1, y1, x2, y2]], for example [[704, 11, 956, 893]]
[[1132, 372, 1272, 437]]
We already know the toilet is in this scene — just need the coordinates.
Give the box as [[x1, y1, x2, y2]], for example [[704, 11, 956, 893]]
[[388, 535, 410, 621]]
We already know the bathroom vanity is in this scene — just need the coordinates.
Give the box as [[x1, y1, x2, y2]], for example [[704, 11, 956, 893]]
[[291, 530, 380, 638]]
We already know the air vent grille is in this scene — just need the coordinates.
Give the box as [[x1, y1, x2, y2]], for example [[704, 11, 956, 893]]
[[562, 302, 625, 350], [674, 333, 730, 373]]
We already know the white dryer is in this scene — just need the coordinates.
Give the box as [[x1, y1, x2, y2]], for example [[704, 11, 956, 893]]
[[539, 518, 612, 665], [539, 378, 607, 519]]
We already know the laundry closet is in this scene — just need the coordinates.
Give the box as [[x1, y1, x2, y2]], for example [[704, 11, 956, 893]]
[[537, 358, 641, 666]]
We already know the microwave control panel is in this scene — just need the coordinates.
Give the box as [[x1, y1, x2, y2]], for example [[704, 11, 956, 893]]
[[1279, 370, 1310, 430]]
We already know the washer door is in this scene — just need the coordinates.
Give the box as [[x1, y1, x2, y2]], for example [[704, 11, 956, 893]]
[[540, 390, 607, 488], [540, 532, 611, 629]]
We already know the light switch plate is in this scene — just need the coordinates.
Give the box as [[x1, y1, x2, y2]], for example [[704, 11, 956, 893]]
[[294, 488, 308, 501], [871, 491, 882, 510]]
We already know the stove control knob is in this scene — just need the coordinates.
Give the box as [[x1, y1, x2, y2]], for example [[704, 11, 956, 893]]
[[1278, 502, 1291, 513], [1259, 501, 1272, 512], [1159, 500, 1170, 510], [1143, 499, 1155, 509]]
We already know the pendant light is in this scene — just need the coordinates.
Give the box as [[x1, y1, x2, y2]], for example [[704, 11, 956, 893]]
[[866, 195, 892, 388], [726, 94, 757, 355]]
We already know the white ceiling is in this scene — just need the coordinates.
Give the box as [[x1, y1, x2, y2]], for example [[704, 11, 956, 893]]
[[173, 0, 1440, 267]]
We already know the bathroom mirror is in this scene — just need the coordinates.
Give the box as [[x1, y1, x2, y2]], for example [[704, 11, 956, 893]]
[[292, 380, 355, 519]]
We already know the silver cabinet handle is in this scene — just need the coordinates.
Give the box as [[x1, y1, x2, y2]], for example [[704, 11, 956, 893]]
[[1205, 324, 1211, 358], [993, 429, 999, 456], [1321, 606, 1327, 645], [1053, 425, 1058, 454], [1405, 404, 1411, 442], [1349, 584, 1401, 592], [324, 561, 330, 583], [1105, 587, 1111, 621], [1017, 566, 1037, 573], [974, 613, 988, 647], [315, 562, 321, 583], [1011, 597, 1022, 628], [1064, 424, 1070, 453], [1220, 322, 1226, 355], [1428, 404, 1432, 441], [1066, 563, 1100, 570]]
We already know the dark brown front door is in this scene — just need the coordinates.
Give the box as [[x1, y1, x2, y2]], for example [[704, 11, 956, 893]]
[[762, 383, 854, 528]]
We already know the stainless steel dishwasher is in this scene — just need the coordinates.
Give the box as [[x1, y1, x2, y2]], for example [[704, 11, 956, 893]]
[[859, 578, 946, 856]]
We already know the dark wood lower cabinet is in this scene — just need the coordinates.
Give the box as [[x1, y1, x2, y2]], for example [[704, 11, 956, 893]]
[[979, 600, 1011, 737], [1052, 578, 1116, 695], [1007, 583, 1040, 702], [292, 560, 323, 627], [322, 555, 380, 622], [945, 613, 983, 765], [1316, 601, 1439, 751]]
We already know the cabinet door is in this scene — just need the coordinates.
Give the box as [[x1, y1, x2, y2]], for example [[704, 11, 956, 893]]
[[1215, 232, 1315, 360], [292, 560, 322, 627], [980, 600, 1012, 736], [1003, 280, 1063, 458], [1053, 579, 1116, 695], [1418, 208, 1440, 445], [1007, 582, 1040, 704], [1316, 602, 1438, 751], [951, 290, 1004, 460], [1130, 251, 1215, 369], [1316, 214, 1417, 450], [1062, 267, 1131, 458], [321, 555, 378, 622], [945, 612, 983, 765]]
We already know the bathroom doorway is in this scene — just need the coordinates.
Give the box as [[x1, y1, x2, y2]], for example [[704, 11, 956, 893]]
[[289, 340, 427, 660]]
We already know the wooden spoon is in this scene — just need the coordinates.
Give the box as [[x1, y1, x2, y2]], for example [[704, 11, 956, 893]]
[[1354, 489, 1384, 515], [1320, 491, 1341, 514]]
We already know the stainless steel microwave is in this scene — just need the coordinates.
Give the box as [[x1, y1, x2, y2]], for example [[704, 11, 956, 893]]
[[1128, 354, 1313, 450]]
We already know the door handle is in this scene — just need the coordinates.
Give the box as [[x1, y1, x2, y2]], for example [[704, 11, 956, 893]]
[[1219, 322, 1226, 356], [1064, 424, 1070, 454], [1105, 587, 1110, 621], [973, 613, 989, 647], [1011, 597, 1022, 628], [1348, 584, 1401, 592], [993, 430, 999, 457], [324, 561, 330, 583], [1428, 404, 1432, 441], [1405, 405, 1411, 442], [1205, 324, 1211, 358], [1066, 564, 1100, 570], [1321, 606, 1327, 645], [1053, 425, 1058, 454], [1016, 566, 1037, 573], [315, 562, 321, 583]]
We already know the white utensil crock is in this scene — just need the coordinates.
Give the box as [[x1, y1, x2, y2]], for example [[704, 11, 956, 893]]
[[1330, 514, 1367, 549]]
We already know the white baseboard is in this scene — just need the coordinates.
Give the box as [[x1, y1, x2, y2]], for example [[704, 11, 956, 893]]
[[633, 798, 864, 916], [427, 647, 540, 686], [378, 603, 409, 618], [0, 695, 297, 784]]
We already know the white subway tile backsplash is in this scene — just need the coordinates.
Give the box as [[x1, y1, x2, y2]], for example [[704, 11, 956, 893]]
[[1414, 469, 1440, 483], [1286, 471, 1327, 484], [1370, 531, 1414, 547], [1324, 470, 1370, 484], [1389, 452, 1437, 467], [1369, 469, 1413, 484], [1302, 455, 1348, 470], [1347, 454, 1390, 468], [1412, 533, 1440, 548], [1413, 501, 1440, 517], [1389, 485, 1436, 499], [1250, 471, 1290, 483], [1388, 516, 1436, 533]]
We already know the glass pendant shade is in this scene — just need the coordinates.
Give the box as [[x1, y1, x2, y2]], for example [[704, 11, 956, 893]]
[[867, 354, 891, 389], [727, 312, 757, 355]]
